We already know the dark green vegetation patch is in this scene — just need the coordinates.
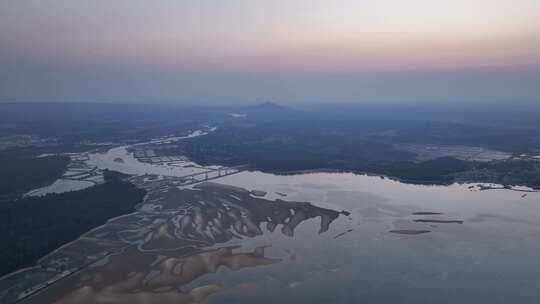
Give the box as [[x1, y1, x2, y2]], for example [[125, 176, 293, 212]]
[[0, 173, 146, 277], [0, 155, 69, 202]]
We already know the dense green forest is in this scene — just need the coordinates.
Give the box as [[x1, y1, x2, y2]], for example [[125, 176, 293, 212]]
[[0, 172, 146, 277], [171, 123, 540, 188], [0, 156, 69, 202], [176, 132, 475, 184]]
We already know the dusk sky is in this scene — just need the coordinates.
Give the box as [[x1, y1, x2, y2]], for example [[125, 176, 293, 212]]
[[1, 0, 539, 104]]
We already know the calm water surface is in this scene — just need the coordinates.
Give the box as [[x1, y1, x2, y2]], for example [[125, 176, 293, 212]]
[[199, 172, 540, 303], [23, 153, 540, 303]]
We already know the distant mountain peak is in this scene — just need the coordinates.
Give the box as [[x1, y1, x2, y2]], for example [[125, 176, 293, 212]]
[[253, 101, 284, 110]]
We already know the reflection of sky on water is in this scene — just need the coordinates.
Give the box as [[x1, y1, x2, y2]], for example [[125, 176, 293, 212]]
[[86, 130, 214, 177], [19, 170, 540, 303], [203, 172, 540, 303], [86, 145, 209, 177], [20, 135, 540, 303], [24, 179, 95, 197], [218, 171, 540, 221], [24, 129, 217, 197]]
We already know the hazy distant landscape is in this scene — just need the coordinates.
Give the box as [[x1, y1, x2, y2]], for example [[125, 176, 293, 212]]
[[0, 102, 539, 303], [6, 102, 538, 189], [1, 0, 540, 303]]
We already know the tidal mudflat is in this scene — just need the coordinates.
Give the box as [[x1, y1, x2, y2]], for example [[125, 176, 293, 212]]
[[9, 170, 540, 304], [17, 181, 343, 304]]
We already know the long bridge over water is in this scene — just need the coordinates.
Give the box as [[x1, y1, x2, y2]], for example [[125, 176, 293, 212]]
[[128, 165, 249, 191]]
